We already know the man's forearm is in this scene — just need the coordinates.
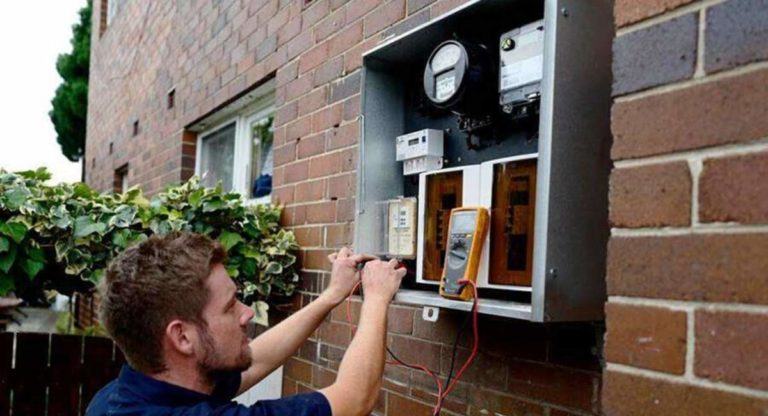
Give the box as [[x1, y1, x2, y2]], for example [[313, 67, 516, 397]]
[[239, 292, 339, 391], [321, 297, 389, 415]]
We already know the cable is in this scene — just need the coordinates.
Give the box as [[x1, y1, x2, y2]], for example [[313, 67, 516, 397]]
[[344, 273, 480, 416]]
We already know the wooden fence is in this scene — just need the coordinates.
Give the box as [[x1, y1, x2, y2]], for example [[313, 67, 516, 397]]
[[0, 332, 124, 415]]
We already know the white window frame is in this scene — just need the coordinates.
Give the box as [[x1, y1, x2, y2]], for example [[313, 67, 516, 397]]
[[195, 93, 275, 204]]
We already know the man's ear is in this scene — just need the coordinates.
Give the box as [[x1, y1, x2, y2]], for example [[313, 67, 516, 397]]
[[165, 319, 196, 356]]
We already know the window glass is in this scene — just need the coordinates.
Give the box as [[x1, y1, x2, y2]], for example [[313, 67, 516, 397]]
[[200, 122, 236, 191], [249, 116, 274, 199]]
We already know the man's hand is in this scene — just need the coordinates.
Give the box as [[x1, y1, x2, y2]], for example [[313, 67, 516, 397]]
[[323, 247, 377, 304], [360, 259, 406, 303]]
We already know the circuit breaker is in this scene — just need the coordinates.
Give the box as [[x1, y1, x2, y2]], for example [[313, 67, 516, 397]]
[[355, 0, 612, 322]]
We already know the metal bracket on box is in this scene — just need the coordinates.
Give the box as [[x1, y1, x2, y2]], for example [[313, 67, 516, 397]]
[[422, 306, 440, 322]]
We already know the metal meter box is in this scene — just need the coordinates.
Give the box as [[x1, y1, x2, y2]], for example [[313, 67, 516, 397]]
[[354, 0, 613, 322]]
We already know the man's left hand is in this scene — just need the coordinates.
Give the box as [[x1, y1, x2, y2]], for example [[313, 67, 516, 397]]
[[324, 247, 377, 304]]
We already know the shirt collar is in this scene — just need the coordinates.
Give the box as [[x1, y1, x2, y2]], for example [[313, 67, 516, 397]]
[[118, 364, 218, 407]]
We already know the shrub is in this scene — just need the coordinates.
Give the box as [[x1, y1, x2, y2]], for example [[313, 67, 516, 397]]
[[0, 168, 298, 320]]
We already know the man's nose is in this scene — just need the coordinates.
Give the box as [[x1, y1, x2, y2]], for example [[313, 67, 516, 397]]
[[240, 303, 255, 326]]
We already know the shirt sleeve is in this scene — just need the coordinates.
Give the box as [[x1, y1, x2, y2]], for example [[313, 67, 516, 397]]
[[247, 392, 332, 416]]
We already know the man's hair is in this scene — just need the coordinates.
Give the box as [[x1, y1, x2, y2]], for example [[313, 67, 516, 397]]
[[98, 231, 226, 373]]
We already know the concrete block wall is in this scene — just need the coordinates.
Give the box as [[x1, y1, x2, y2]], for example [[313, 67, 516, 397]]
[[604, 0, 768, 414]]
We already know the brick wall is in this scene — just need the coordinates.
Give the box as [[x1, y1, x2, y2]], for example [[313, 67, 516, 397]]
[[605, 0, 768, 414], [87, 1, 605, 415]]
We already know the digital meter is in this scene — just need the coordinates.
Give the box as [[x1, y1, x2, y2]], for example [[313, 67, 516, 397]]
[[423, 40, 494, 116], [439, 207, 490, 301]]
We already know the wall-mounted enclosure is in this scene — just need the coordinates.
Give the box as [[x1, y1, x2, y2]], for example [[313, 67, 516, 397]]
[[355, 0, 613, 322]]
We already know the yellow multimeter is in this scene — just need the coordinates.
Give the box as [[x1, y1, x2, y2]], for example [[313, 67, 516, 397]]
[[439, 207, 489, 301]]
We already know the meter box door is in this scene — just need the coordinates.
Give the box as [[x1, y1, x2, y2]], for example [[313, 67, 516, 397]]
[[356, 0, 613, 322], [417, 166, 480, 285], [478, 154, 538, 291]]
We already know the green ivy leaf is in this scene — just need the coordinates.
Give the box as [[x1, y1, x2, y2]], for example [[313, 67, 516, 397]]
[[25, 245, 45, 262], [219, 231, 243, 252], [189, 189, 204, 208], [54, 240, 71, 262], [73, 216, 107, 238], [0, 221, 27, 243], [0, 245, 17, 273], [0, 273, 15, 296], [202, 199, 226, 213], [250, 300, 270, 327], [264, 261, 283, 275], [4, 187, 30, 211], [21, 259, 44, 280], [0, 236, 8, 253]]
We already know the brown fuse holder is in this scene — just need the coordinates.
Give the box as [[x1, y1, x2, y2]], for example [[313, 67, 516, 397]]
[[422, 170, 464, 281], [488, 159, 537, 286]]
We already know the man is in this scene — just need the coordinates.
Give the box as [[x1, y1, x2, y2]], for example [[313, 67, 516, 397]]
[[87, 231, 405, 415]]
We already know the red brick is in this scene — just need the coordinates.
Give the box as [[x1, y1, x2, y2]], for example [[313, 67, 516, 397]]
[[695, 310, 768, 390], [284, 358, 313, 383], [602, 370, 768, 415], [325, 223, 354, 247], [282, 204, 306, 225], [346, 0, 379, 23], [309, 152, 342, 178], [327, 172, 355, 199], [364, 0, 405, 37], [312, 365, 337, 388], [608, 234, 768, 304], [699, 152, 768, 224], [612, 68, 768, 159], [430, 0, 471, 18], [272, 185, 295, 205], [313, 56, 344, 87], [314, 6, 346, 41], [297, 133, 326, 159], [273, 141, 297, 166], [388, 335, 441, 371], [386, 393, 433, 416], [301, 248, 334, 271], [335, 198, 355, 222], [343, 37, 379, 73], [615, 0, 696, 27], [286, 75, 314, 101], [319, 320, 352, 346], [329, 21, 363, 57], [508, 360, 596, 411], [298, 86, 328, 116], [293, 226, 323, 247], [605, 303, 687, 374], [328, 120, 359, 150], [295, 178, 326, 202], [283, 160, 309, 184], [468, 388, 544, 416], [286, 115, 312, 141], [610, 162, 691, 228], [274, 100, 298, 127], [387, 305, 414, 335], [299, 42, 329, 74], [306, 201, 337, 223], [311, 103, 343, 132], [342, 95, 361, 121], [301, 0, 330, 31]]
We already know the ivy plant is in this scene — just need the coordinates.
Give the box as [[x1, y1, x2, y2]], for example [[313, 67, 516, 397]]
[[0, 168, 298, 320]]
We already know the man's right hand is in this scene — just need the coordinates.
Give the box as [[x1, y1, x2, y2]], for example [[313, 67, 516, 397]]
[[361, 259, 406, 303]]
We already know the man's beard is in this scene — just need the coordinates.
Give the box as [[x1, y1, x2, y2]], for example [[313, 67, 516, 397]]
[[196, 324, 252, 380]]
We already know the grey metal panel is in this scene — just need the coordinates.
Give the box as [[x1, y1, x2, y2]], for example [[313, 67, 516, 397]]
[[354, 66, 406, 255], [395, 289, 533, 320], [538, 0, 613, 321]]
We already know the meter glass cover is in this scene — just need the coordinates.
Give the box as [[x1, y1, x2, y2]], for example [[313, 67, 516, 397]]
[[431, 43, 462, 73], [451, 211, 477, 234], [435, 70, 456, 101]]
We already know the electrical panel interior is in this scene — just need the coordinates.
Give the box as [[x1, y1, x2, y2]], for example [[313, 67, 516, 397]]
[[356, 0, 612, 322]]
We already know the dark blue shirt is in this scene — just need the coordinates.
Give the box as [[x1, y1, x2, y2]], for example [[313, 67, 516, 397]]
[[86, 365, 332, 416]]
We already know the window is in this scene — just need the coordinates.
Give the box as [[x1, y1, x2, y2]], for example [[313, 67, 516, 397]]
[[114, 165, 128, 193], [195, 87, 275, 203]]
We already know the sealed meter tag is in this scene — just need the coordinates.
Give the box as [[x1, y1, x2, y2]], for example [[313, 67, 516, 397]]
[[385, 198, 417, 258], [499, 20, 544, 111]]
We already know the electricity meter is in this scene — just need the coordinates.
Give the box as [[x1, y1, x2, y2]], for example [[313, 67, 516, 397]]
[[423, 40, 494, 116], [499, 20, 544, 115], [396, 129, 444, 176]]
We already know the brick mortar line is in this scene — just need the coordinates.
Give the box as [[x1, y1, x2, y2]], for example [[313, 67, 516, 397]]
[[275, 169, 356, 189], [613, 138, 768, 169], [694, 7, 707, 78], [688, 158, 703, 226], [611, 223, 768, 237], [615, 0, 726, 37], [606, 363, 768, 399], [684, 308, 697, 379], [608, 296, 768, 314], [615, 60, 768, 103]]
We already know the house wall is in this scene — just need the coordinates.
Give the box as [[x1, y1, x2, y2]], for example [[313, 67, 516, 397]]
[[604, 0, 768, 414], [86, 0, 768, 414]]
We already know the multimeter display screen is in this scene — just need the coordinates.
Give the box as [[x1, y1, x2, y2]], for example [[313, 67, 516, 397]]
[[451, 212, 477, 234]]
